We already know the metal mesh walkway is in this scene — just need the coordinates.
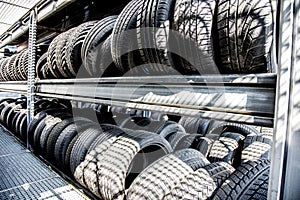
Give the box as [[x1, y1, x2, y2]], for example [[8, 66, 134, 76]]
[[0, 125, 89, 199]]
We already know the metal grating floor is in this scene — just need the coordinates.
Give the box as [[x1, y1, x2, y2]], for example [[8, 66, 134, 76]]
[[0, 126, 89, 200]]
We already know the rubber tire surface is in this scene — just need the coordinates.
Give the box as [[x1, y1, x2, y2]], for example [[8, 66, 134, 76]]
[[111, 0, 142, 73], [214, 0, 274, 73], [81, 16, 117, 76], [127, 148, 209, 200], [213, 159, 270, 200], [172, 0, 217, 74], [163, 162, 234, 200], [136, 0, 176, 74]]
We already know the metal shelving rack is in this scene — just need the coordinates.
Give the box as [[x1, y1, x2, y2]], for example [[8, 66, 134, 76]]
[[0, 0, 299, 199]]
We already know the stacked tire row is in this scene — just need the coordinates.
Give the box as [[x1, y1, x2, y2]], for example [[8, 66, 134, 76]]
[[74, 114, 272, 199], [0, 49, 29, 81], [0, 97, 27, 140], [36, 17, 118, 79], [37, 0, 274, 79], [0, 98, 273, 199], [0, 98, 70, 142]]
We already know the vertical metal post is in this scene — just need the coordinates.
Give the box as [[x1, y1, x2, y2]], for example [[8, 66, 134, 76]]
[[27, 9, 37, 148], [268, 0, 300, 199]]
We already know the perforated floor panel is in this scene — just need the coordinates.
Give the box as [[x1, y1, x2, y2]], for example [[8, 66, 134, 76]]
[[0, 126, 89, 200]]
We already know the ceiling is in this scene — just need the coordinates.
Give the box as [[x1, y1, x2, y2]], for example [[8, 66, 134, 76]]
[[0, 0, 43, 37]]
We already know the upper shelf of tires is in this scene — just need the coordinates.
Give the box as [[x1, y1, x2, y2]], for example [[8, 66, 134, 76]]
[[0, 0, 275, 126], [36, 0, 274, 78]]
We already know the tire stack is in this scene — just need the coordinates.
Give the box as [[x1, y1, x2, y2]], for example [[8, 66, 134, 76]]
[[109, 0, 274, 75], [35, 0, 273, 79], [0, 97, 273, 199], [0, 97, 27, 140], [0, 98, 71, 142], [38, 16, 120, 79], [0, 49, 30, 81], [124, 120, 272, 199], [105, 113, 272, 199]]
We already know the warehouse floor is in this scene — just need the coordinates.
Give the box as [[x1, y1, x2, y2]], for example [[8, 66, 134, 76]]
[[0, 125, 89, 199]]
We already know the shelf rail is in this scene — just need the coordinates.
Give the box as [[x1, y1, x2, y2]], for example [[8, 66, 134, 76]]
[[269, 0, 300, 199]]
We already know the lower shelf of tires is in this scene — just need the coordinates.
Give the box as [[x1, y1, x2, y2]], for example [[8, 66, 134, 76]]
[[0, 97, 273, 200]]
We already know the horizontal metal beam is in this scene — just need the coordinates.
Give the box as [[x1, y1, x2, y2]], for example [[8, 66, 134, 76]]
[[0, 81, 27, 94], [35, 74, 275, 127], [0, 74, 276, 127], [35, 92, 274, 127], [37, 73, 277, 85]]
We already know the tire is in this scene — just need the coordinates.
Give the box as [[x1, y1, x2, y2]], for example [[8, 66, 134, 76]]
[[178, 116, 211, 135], [34, 99, 52, 108], [36, 53, 48, 79], [0, 103, 14, 125], [163, 161, 234, 200], [11, 111, 21, 134], [214, 0, 274, 73], [81, 16, 117, 76], [96, 131, 173, 200], [19, 114, 28, 141], [261, 127, 273, 145], [208, 132, 245, 167], [6, 109, 18, 131], [14, 110, 26, 139], [2, 57, 11, 81], [97, 34, 123, 77], [174, 134, 213, 157], [13, 52, 24, 81], [42, 60, 56, 79], [208, 122, 262, 149], [6, 103, 24, 131], [64, 124, 92, 176], [33, 112, 72, 152], [241, 141, 271, 162], [203, 162, 235, 188], [47, 34, 63, 78], [136, 0, 176, 74], [127, 148, 209, 200], [0, 99, 15, 114], [158, 123, 186, 142], [7, 55, 17, 81], [19, 50, 28, 80], [87, 124, 126, 153], [172, 0, 217, 74], [28, 108, 62, 146], [1, 58, 10, 81], [163, 168, 216, 200], [69, 125, 102, 175], [120, 116, 170, 133], [0, 59, 5, 81], [74, 125, 129, 194], [74, 136, 120, 197], [213, 159, 270, 200], [1, 104, 13, 127], [168, 131, 188, 149], [45, 117, 75, 161], [178, 116, 197, 133], [54, 118, 93, 170], [39, 116, 64, 156], [55, 30, 74, 78], [65, 21, 98, 77], [57, 28, 77, 78], [173, 148, 210, 171], [111, 0, 142, 73]]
